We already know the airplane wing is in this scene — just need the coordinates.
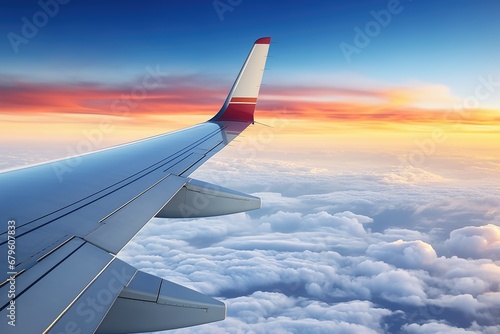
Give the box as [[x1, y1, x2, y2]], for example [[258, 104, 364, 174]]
[[0, 37, 271, 333]]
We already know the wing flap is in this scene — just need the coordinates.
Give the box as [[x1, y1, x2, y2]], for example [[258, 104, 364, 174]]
[[97, 271, 225, 333], [156, 177, 261, 218], [118, 270, 161, 302]]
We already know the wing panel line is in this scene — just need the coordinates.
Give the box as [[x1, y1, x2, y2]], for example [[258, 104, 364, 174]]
[[0, 126, 223, 237], [98, 174, 171, 223], [0, 126, 227, 242], [0, 241, 85, 311], [42, 255, 118, 334]]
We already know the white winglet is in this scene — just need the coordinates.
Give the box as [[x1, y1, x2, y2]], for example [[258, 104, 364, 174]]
[[210, 37, 271, 122]]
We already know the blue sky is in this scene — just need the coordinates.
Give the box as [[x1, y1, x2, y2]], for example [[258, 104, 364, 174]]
[[2, 0, 500, 100]]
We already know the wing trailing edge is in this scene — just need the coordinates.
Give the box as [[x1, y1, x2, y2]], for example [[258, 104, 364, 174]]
[[97, 270, 225, 333]]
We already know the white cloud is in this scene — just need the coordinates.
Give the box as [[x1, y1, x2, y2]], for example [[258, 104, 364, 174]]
[[170, 293, 392, 334], [443, 224, 500, 260], [97, 156, 500, 332], [366, 240, 437, 269], [364, 269, 427, 306], [403, 321, 480, 334]]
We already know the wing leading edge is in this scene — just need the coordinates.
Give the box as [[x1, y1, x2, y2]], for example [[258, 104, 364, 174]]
[[0, 37, 271, 333]]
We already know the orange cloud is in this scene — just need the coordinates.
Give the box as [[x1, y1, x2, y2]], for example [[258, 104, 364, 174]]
[[0, 75, 226, 118], [1, 75, 499, 135]]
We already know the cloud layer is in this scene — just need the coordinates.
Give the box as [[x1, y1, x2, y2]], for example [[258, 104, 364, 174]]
[[117, 156, 500, 333]]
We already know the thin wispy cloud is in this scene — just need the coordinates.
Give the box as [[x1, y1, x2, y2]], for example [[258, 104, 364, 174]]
[[1, 75, 499, 133]]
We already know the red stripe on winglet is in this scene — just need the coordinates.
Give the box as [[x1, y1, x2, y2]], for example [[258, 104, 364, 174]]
[[216, 103, 255, 122], [230, 97, 257, 103], [255, 37, 271, 44]]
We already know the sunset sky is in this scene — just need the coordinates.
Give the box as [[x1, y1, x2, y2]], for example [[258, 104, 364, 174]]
[[1, 0, 500, 159], [1, 1, 500, 333]]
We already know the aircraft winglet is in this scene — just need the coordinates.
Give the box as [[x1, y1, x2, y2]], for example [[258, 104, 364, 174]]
[[210, 37, 271, 123]]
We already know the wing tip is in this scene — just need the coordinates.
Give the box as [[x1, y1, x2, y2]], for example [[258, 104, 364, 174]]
[[255, 37, 271, 45], [210, 37, 271, 123]]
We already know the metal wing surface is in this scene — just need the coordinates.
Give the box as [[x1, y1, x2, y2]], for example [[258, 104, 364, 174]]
[[0, 37, 271, 333]]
